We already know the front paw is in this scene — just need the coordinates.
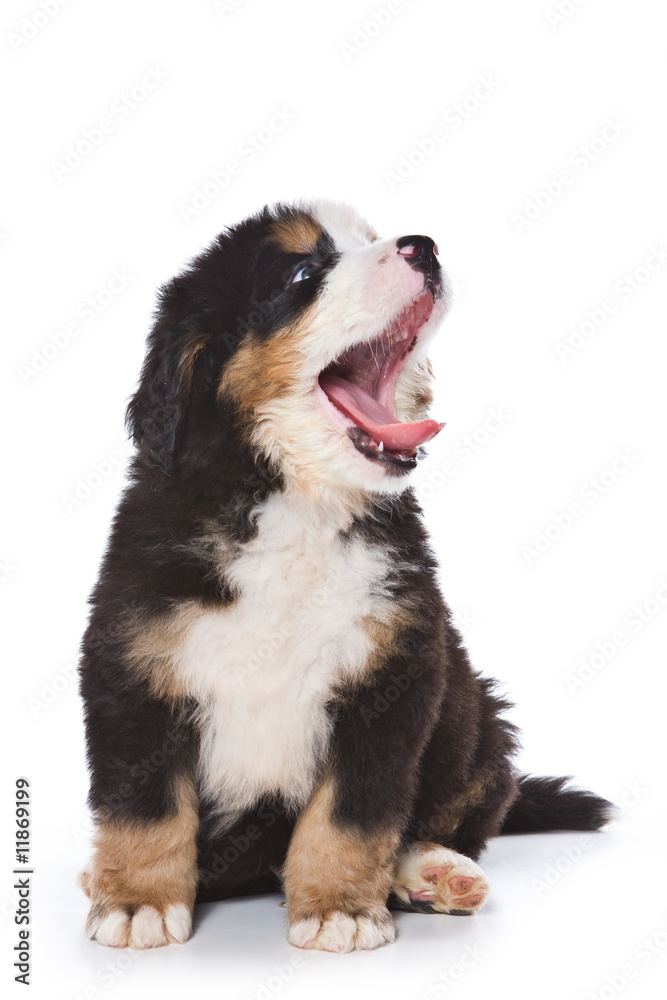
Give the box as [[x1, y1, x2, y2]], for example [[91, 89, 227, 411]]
[[86, 900, 193, 949], [81, 789, 198, 949], [288, 906, 395, 953]]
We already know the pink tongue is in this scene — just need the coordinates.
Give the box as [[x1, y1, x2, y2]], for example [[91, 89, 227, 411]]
[[320, 375, 445, 451]]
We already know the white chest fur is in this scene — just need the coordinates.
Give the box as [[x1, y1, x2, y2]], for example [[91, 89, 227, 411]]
[[174, 491, 393, 826]]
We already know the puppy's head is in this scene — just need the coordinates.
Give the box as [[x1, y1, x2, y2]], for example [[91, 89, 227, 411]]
[[127, 200, 449, 498]]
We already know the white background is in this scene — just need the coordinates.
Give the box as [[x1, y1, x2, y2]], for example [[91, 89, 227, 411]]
[[2, 1, 666, 998]]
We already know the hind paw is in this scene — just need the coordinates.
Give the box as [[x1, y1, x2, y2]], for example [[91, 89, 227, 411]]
[[390, 842, 489, 915]]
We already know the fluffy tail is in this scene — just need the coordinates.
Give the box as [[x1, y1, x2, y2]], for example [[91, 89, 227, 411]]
[[501, 774, 615, 834]]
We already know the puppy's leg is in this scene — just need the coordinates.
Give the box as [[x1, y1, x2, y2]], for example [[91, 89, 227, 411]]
[[406, 636, 520, 863], [283, 637, 447, 953], [84, 774, 198, 948], [80, 665, 199, 948], [283, 779, 400, 953]]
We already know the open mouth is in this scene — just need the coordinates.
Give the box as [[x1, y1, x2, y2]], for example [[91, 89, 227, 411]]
[[318, 291, 444, 470]]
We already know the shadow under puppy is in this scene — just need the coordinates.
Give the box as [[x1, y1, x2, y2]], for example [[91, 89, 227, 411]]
[[79, 200, 612, 953]]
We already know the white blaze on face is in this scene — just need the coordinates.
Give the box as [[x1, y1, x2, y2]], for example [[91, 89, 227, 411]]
[[306, 198, 377, 252], [308, 199, 427, 346]]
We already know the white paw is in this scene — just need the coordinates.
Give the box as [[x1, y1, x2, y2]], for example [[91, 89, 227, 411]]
[[86, 903, 192, 949], [288, 907, 395, 953], [391, 842, 489, 915]]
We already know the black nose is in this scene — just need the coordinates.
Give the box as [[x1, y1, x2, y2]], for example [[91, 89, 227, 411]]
[[396, 235, 439, 267], [396, 235, 440, 286]]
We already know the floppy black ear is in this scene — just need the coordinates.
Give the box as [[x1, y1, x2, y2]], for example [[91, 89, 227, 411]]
[[126, 305, 208, 474]]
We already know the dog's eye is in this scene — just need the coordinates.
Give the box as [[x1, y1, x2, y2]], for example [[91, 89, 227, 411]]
[[291, 265, 315, 284]]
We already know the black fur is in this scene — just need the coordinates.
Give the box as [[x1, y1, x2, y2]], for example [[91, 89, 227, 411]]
[[79, 202, 613, 920], [501, 775, 616, 834]]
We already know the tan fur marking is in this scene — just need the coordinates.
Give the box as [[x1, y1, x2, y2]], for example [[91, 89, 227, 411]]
[[413, 383, 434, 413], [216, 305, 372, 515], [394, 359, 434, 422], [415, 358, 435, 412], [268, 215, 322, 255], [126, 603, 203, 702], [178, 336, 209, 392], [85, 775, 198, 922], [215, 313, 371, 513], [283, 779, 401, 924], [217, 326, 305, 412], [356, 608, 411, 682], [423, 765, 498, 837]]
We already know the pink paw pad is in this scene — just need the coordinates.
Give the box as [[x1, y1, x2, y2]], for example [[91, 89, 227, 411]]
[[421, 865, 453, 883], [391, 843, 490, 916], [448, 875, 477, 895]]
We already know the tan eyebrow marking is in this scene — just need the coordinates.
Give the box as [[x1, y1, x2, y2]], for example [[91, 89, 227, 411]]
[[268, 214, 323, 255]]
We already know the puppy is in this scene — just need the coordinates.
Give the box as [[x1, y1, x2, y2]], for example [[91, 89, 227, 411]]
[[79, 200, 611, 953]]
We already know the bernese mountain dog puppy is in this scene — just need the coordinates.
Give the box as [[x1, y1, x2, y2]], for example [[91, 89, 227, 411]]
[[79, 200, 612, 953]]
